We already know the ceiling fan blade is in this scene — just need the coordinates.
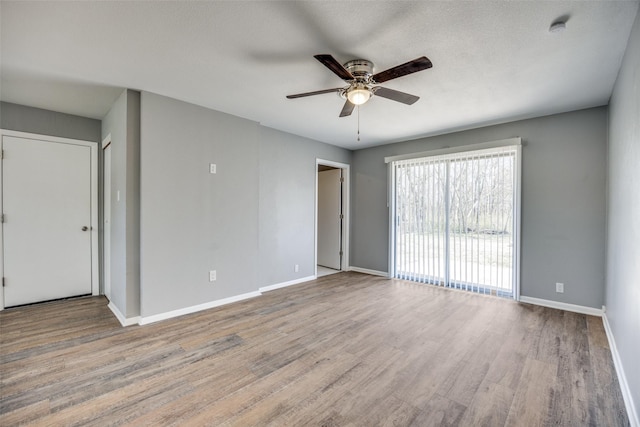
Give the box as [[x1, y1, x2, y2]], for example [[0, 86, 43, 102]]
[[372, 56, 433, 83], [286, 88, 343, 99], [373, 87, 420, 105], [339, 100, 355, 117], [314, 54, 354, 81]]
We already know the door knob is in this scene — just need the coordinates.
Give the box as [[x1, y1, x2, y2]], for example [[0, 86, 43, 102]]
[[82, 226, 89, 231]]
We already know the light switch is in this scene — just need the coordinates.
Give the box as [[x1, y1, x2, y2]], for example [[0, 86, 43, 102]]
[[210, 163, 217, 174]]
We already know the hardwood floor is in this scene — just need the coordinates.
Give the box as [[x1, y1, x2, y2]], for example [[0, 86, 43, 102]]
[[0, 272, 629, 426]]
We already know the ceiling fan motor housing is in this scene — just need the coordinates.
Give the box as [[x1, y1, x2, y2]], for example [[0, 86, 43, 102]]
[[340, 59, 374, 100], [344, 59, 374, 82]]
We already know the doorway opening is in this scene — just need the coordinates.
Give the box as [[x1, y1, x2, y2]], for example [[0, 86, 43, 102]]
[[316, 159, 350, 278]]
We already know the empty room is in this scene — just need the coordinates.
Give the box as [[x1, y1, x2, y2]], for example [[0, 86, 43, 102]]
[[1, 1, 639, 426]]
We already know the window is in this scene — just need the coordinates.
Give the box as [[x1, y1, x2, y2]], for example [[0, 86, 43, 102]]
[[388, 141, 521, 298]]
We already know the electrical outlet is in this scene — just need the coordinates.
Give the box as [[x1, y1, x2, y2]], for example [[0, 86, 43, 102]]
[[294, 264, 299, 273], [210, 163, 217, 174], [209, 270, 217, 282], [556, 282, 564, 293]]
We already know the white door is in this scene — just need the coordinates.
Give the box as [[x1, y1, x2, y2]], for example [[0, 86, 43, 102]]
[[103, 143, 112, 300], [2, 136, 93, 307], [317, 169, 342, 269]]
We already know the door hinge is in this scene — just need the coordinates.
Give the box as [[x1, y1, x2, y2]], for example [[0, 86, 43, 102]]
[[1, 213, 4, 223], [340, 177, 344, 183], [0, 149, 3, 159], [2, 277, 5, 287], [339, 214, 344, 220], [339, 251, 343, 256]]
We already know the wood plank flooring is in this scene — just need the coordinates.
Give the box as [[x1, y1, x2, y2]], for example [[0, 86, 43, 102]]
[[0, 272, 629, 426]]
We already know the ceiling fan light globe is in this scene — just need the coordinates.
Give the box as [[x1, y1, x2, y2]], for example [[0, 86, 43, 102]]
[[347, 88, 371, 105]]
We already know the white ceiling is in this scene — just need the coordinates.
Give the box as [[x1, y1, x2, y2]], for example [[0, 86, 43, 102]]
[[1, 1, 638, 149]]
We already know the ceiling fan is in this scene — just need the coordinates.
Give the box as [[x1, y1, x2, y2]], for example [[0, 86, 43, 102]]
[[286, 54, 433, 117]]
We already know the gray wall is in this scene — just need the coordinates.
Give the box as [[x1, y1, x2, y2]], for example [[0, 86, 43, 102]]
[[126, 91, 141, 317], [259, 126, 351, 286], [1, 101, 101, 142], [351, 107, 607, 309], [101, 89, 141, 318], [139, 92, 352, 317], [140, 92, 260, 317], [606, 9, 640, 420]]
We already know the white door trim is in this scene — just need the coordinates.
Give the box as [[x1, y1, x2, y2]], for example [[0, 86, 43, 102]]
[[102, 134, 112, 300], [102, 134, 111, 150], [315, 159, 350, 278], [0, 129, 99, 309]]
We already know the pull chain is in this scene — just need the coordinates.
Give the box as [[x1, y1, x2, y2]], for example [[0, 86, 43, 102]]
[[357, 105, 360, 141]]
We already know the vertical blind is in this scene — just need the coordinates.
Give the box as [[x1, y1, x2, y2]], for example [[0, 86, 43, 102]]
[[393, 145, 519, 298]]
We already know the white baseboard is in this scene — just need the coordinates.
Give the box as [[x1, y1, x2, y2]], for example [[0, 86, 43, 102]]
[[602, 310, 639, 427], [259, 275, 316, 293], [348, 266, 389, 277], [518, 296, 603, 317], [138, 291, 262, 325], [108, 302, 140, 327]]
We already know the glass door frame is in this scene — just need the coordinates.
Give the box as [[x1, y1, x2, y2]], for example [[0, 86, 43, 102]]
[[386, 138, 522, 301]]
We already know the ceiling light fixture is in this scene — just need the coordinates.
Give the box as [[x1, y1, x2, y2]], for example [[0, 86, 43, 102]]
[[347, 84, 371, 105], [549, 20, 567, 34]]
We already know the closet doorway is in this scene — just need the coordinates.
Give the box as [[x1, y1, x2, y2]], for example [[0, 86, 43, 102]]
[[316, 160, 350, 278]]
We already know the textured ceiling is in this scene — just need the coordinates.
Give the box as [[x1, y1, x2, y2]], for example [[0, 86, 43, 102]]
[[1, 1, 638, 149]]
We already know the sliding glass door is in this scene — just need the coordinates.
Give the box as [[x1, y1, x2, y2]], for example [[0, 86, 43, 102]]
[[392, 144, 520, 298]]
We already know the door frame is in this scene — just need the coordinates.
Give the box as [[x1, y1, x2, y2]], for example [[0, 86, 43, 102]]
[[0, 129, 99, 310], [102, 134, 112, 300], [315, 159, 350, 277]]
